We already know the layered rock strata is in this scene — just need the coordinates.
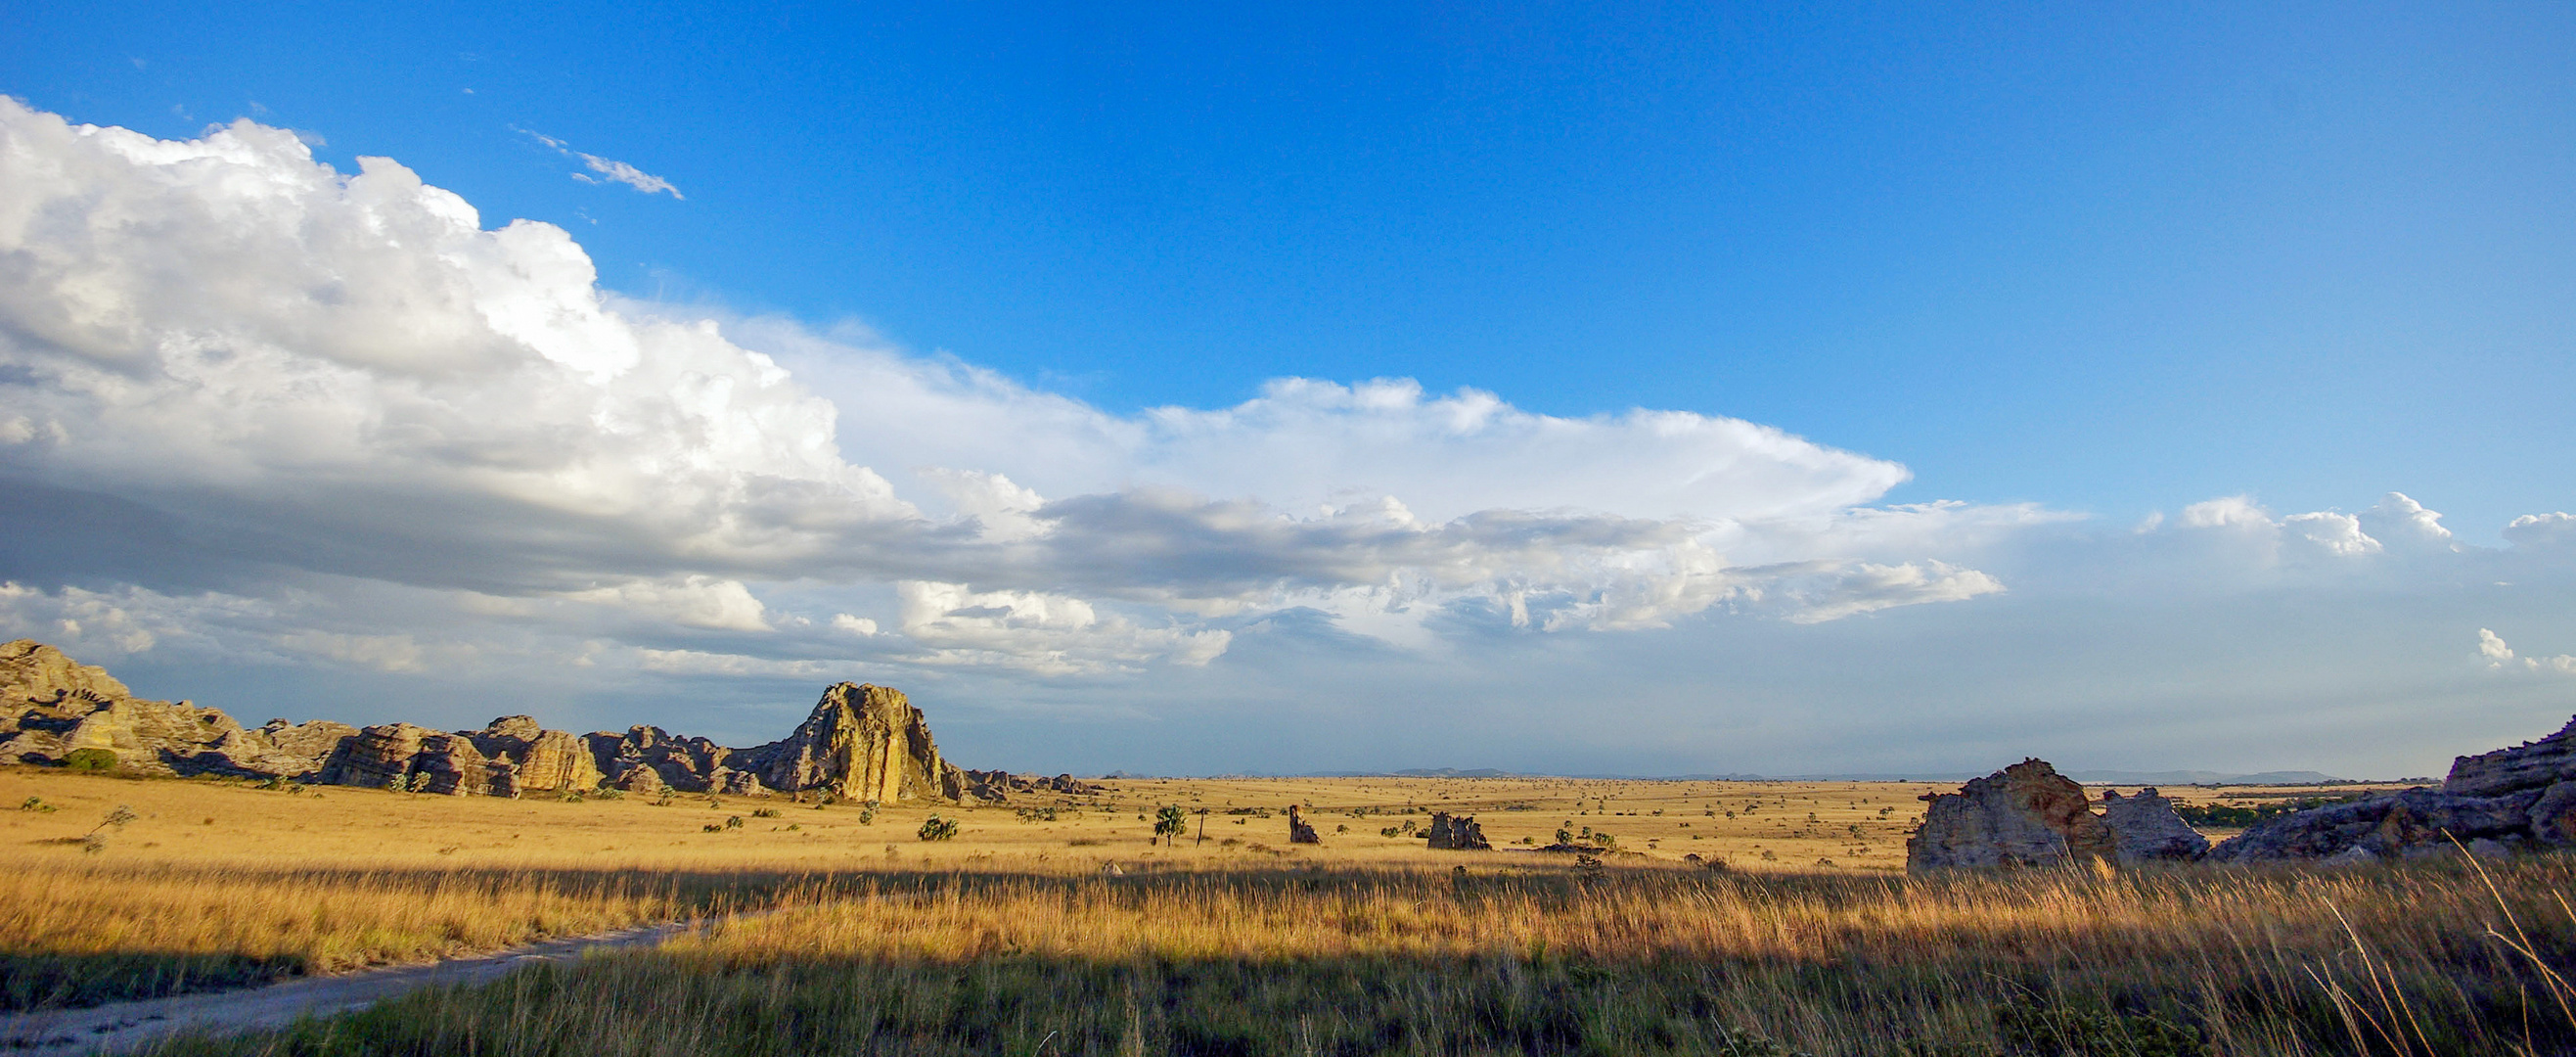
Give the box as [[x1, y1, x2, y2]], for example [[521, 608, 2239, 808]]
[[0, 641, 1018, 804]]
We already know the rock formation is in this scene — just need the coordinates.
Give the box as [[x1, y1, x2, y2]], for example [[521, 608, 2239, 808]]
[[1424, 811, 1490, 850], [0, 639, 349, 779], [2100, 788, 2210, 861], [961, 769, 1096, 800], [1908, 759, 2116, 870], [1288, 804, 1320, 845], [0, 641, 1009, 804], [472, 716, 604, 793], [744, 682, 966, 801], [2208, 712, 2576, 862]]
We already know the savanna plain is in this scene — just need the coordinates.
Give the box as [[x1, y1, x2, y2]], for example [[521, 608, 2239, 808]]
[[6, 767, 2571, 1056]]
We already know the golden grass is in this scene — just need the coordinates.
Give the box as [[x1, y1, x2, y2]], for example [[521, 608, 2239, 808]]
[[12, 764, 2545, 1054]]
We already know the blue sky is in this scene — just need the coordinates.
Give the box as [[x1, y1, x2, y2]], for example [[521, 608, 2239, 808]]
[[2, 2, 2572, 778]]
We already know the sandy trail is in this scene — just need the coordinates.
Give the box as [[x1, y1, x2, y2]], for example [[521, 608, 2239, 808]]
[[0, 919, 697, 1054]]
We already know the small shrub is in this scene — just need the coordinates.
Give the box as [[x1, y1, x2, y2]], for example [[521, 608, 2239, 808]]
[[918, 815, 961, 842], [750, 807, 781, 818], [1016, 806, 1059, 823], [593, 787, 624, 801], [18, 797, 55, 813], [701, 824, 724, 833], [723, 816, 744, 830], [556, 788, 586, 803], [857, 806, 877, 825], [61, 749, 117, 772]]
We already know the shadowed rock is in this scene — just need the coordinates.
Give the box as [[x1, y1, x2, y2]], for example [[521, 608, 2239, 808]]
[[2207, 712, 2576, 862], [1288, 804, 1321, 845], [1424, 811, 1489, 850], [2101, 788, 2210, 861]]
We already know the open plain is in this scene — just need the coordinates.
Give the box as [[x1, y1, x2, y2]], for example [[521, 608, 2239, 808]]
[[8, 765, 2570, 1055]]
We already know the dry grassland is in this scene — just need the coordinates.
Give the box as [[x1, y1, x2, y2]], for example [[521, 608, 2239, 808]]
[[9, 766, 2560, 1055]]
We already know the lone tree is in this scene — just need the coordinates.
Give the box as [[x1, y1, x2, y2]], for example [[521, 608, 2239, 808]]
[[1152, 804, 1188, 847]]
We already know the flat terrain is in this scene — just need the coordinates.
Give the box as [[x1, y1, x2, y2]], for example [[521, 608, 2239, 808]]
[[0, 765, 2417, 878], [6, 766, 2553, 1056]]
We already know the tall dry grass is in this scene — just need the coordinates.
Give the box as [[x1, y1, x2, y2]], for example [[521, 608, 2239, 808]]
[[149, 855, 2576, 1056], [0, 861, 801, 1010]]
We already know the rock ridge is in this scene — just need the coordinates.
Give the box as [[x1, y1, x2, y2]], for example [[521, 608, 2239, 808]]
[[0, 640, 1064, 803]]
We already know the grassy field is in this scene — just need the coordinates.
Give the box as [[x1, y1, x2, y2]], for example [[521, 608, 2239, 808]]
[[8, 766, 2564, 1055]]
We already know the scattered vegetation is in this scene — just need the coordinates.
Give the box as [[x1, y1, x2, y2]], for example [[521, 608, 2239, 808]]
[[61, 748, 118, 772], [916, 815, 960, 842], [2173, 793, 2371, 829]]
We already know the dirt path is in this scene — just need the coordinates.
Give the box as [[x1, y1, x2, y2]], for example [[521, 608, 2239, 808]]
[[0, 920, 699, 1054]]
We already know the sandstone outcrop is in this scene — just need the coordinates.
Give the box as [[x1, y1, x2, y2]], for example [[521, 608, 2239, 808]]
[[318, 723, 498, 796], [0, 639, 351, 778], [747, 683, 963, 802], [1424, 811, 1490, 850], [2100, 788, 2210, 861], [1288, 804, 1320, 845], [2206, 712, 2576, 862], [1908, 759, 2116, 870], [0, 642, 1005, 804]]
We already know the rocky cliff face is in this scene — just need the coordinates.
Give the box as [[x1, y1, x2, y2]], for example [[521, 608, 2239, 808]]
[[0, 641, 1010, 803]]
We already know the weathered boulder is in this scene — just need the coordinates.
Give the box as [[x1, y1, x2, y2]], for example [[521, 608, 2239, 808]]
[[470, 715, 603, 793], [1288, 804, 1321, 845], [2530, 781, 2576, 846], [1908, 759, 2114, 871], [1424, 811, 1490, 850], [2444, 715, 2576, 798], [2101, 788, 2211, 861]]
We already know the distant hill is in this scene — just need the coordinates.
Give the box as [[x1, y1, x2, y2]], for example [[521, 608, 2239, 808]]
[[2068, 769, 2355, 786]]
